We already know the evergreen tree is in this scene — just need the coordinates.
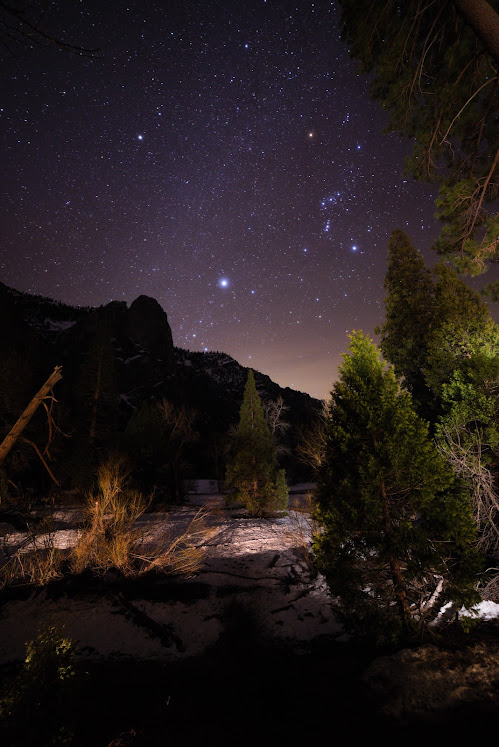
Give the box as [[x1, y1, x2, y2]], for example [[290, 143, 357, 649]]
[[379, 230, 493, 417], [338, 1, 499, 275], [424, 264, 493, 395], [314, 332, 480, 645], [225, 370, 288, 516], [156, 398, 198, 504], [75, 325, 117, 448], [380, 231, 499, 562], [378, 230, 435, 413]]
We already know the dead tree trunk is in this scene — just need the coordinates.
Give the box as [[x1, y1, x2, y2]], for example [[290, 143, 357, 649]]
[[381, 480, 411, 627], [0, 366, 63, 465]]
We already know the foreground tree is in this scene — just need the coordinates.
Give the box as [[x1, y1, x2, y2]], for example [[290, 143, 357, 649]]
[[379, 231, 499, 562], [314, 332, 481, 644], [379, 230, 492, 416], [225, 370, 288, 516], [339, 1, 499, 277]]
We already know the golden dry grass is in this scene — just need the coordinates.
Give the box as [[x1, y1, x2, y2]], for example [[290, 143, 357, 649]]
[[0, 529, 64, 588], [144, 506, 213, 576], [1, 455, 217, 585], [71, 454, 148, 575], [72, 454, 215, 577]]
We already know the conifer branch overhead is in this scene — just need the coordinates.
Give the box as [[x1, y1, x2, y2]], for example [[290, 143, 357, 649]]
[[339, 0, 499, 271]]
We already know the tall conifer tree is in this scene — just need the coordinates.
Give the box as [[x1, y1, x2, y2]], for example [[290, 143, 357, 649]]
[[378, 230, 435, 411], [380, 230, 499, 562], [314, 332, 480, 644], [225, 370, 288, 516]]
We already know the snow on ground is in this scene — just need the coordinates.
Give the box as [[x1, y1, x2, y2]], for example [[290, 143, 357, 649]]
[[436, 599, 499, 622], [472, 600, 499, 619], [0, 496, 341, 665], [1, 492, 499, 671]]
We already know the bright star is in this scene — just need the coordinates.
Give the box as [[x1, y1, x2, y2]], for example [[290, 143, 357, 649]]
[[137, 134, 143, 141], [218, 278, 229, 288]]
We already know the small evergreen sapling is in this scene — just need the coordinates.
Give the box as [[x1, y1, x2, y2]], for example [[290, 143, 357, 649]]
[[225, 369, 288, 516], [314, 332, 481, 644]]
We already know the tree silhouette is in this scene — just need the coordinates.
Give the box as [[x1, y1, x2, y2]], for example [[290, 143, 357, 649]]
[[225, 370, 288, 516]]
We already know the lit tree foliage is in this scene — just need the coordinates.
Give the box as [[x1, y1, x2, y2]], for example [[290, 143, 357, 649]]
[[432, 318, 499, 555], [378, 230, 492, 417], [225, 369, 288, 516], [379, 231, 499, 559], [339, 1, 499, 277], [314, 332, 480, 644]]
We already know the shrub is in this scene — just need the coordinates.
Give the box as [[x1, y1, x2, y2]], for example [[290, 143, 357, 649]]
[[0, 625, 78, 745]]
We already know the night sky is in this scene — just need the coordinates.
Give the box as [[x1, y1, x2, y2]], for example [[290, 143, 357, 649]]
[[1, 0, 445, 400]]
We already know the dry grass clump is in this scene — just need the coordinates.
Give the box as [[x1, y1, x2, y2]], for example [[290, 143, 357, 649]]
[[0, 455, 216, 586], [71, 454, 148, 575], [145, 506, 212, 576], [0, 519, 64, 588], [0, 546, 63, 588], [72, 454, 214, 577]]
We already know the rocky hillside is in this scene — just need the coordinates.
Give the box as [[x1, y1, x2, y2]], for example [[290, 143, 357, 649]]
[[0, 283, 320, 491]]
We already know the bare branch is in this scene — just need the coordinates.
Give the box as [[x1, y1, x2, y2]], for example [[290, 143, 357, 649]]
[[440, 76, 497, 146], [20, 437, 60, 486], [438, 423, 499, 553]]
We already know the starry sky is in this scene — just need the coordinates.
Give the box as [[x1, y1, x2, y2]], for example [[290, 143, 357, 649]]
[[1, 0, 446, 400]]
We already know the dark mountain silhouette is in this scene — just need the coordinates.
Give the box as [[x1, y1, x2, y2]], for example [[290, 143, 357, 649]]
[[0, 283, 319, 496]]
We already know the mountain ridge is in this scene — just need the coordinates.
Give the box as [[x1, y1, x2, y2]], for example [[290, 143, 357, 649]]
[[0, 282, 319, 493]]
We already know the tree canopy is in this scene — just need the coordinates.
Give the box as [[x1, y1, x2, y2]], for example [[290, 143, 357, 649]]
[[378, 229, 494, 419], [379, 229, 499, 565], [314, 331, 481, 644], [339, 0, 499, 279]]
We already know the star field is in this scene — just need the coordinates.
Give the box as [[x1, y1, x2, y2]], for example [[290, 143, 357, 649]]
[[0, 0, 443, 399]]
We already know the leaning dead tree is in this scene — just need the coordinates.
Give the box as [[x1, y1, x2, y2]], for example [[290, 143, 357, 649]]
[[0, 365, 63, 485]]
